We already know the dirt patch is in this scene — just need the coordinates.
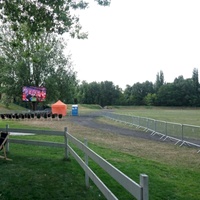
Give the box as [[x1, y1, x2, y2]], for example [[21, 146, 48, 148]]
[[68, 116, 167, 142]]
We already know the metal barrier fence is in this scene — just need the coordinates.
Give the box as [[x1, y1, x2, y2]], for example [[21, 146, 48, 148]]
[[102, 112, 200, 153]]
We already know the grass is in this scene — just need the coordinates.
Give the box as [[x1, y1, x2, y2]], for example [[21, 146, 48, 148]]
[[0, 105, 200, 199], [91, 146, 200, 200], [112, 106, 200, 126], [0, 145, 105, 200], [0, 102, 29, 112]]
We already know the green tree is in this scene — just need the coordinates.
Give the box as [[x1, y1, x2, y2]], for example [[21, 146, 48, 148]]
[[0, 0, 111, 107], [123, 85, 133, 105], [0, 24, 76, 105], [76, 81, 90, 104], [156, 76, 199, 106], [99, 81, 116, 107], [192, 68, 199, 94], [155, 70, 164, 91], [124, 81, 154, 105], [45, 58, 77, 104], [77, 81, 123, 107], [156, 83, 177, 106], [0, 0, 110, 37], [144, 93, 157, 106], [77, 81, 101, 104]]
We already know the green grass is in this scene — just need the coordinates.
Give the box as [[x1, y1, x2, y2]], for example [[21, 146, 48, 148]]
[[0, 102, 28, 112], [0, 145, 106, 200], [79, 141, 200, 200], [0, 105, 200, 199], [80, 104, 102, 109], [0, 121, 46, 129], [113, 106, 200, 126], [2, 141, 200, 200]]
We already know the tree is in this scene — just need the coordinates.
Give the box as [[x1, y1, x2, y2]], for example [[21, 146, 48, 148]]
[[0, 0, 111, 37], [77, 81, 123, 107], [123, 85, 133, 105], [144, 93, 157, 106], [88, 82, 101, 104], [156, 76, 199, 106], [77, 81, 101, 104], [0, 24, 77, 105], [0, 0, 112, 107], [45, 57, 78, 104], [99, 81, 118, 107], [156, 83, 177, 106], [155, 70, 164, 91], [192, 68, 199, 94], [124, 81, 154, 105]]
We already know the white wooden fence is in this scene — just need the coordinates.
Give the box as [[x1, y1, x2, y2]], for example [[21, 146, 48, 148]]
[[0, 126, 149, 200]]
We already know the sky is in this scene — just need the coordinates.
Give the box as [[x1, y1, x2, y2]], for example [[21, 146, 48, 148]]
[[65, 0, 200, 90]]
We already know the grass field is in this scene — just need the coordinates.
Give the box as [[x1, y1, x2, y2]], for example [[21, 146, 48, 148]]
[[110, 106, 200, 126], [0, 104, 200, 200]]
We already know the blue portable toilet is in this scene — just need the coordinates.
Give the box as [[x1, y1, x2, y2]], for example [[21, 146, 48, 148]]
[[72, 105, 78, 116]]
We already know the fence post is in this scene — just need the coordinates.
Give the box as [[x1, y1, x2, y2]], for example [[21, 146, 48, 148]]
[[84, 138, 89, 188], [6, 124, 9, 152], [165, 122, 167, 136], [138, 117, 140, 127], [140, 174, 149, 200], [64, 127, 69, 159], [181, 124, 184, 141]]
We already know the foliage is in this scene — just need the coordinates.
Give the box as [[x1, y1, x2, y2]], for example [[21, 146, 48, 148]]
[[75, 69, 200, 107], [0, 0, 110, 37], [123, 81, 155, 105], [0, 0, 111, 108], [156, 76, 200, 106], [0, 24, 77, 105], [144, 93, 157, 106], [77, 81, 122, 107], [155, 70, 164, 91]]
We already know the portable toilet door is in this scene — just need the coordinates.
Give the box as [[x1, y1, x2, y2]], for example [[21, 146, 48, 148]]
[[72, 105, 78, 116]]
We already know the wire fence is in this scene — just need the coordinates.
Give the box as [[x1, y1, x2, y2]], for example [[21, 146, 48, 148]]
[[102, 112, 200, 153]]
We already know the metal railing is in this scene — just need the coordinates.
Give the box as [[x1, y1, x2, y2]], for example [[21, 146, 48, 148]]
[[102, 112, 200, 153]]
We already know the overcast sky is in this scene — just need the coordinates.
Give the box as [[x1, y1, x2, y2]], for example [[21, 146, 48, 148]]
[[65, 0, 200, 89]]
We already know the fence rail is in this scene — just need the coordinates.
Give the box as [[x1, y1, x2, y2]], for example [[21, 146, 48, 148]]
[[102, 112, 200, 153], [1, 126, 148, 200]]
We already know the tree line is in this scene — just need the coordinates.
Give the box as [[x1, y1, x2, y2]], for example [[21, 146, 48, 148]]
[[77, 69, 200, 107], [0, 1, 199, 108], [0, 0, 109, 108]]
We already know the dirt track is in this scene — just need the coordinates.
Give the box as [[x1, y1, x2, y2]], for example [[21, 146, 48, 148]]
[[68, 115, 166, 142], [71, 115, 200, 149]]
